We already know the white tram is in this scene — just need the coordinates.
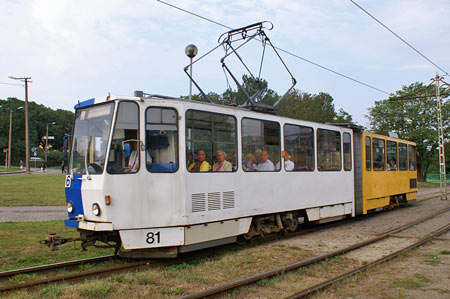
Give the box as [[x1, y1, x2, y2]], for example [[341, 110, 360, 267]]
[[65, 93, 356, 257]]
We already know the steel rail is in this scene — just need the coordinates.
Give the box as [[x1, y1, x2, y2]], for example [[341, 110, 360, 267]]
[[0, 255, 116, 279], [0, 260, 151, 292], [177, 206, 450, 299], [287, 222, 450, 298]]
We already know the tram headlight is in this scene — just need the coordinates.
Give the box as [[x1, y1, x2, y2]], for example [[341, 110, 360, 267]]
[[67, 202, 75, 214], [92, 203, 101, 216]]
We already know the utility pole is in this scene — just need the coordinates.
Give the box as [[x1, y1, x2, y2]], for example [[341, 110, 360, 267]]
[[8, 109, 12, 168], [432, 73, 449, 200], [9, 76, 32, 174]]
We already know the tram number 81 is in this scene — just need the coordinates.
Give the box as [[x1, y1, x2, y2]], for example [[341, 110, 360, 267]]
[[146, 231, 161, 244]]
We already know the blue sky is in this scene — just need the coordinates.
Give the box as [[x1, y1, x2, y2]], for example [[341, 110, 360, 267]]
[[1, 0, 449, 126]]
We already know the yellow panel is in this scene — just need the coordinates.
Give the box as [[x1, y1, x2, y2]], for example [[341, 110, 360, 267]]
[[361, 132, 418, 214]]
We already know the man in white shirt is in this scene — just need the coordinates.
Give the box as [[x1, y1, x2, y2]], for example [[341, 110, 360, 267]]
[[277, 151, 294, 171], [257, 149, 275, 171]]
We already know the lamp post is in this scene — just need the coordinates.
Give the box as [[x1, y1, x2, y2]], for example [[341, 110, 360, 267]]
[[185, 44, 198, 101], [9, 76, 32, 174], [8, 106, 23, 168], [44, 122, 56, 167]]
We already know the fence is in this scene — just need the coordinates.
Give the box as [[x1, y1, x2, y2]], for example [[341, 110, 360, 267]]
[[426, 173, 450, 183]]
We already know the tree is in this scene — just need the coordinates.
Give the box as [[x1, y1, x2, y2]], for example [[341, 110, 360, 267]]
[[0, 97, 74, 166], [185, 76, 353, 125], [277, 89, 353, 124], [367, 82, 450, 181]]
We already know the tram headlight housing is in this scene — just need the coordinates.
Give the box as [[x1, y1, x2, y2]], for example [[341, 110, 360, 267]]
[[67, 202, 75, 214], [92, 203, 101, 216]]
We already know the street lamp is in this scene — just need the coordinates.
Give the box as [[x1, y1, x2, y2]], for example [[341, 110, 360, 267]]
[[44, 122, 56, 168], [9, 76, 32, 174], [8, 106, 23, 168], [185, 44, 198, 101]]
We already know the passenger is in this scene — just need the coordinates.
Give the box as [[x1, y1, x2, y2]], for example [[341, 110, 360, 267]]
[[212, 150, 232, 172], [243, 153, 257, 172], [257, 150, 275, 171], [188, 149, 211, 172], [276, 151, 294, 171], [387, 158, 397, 171]]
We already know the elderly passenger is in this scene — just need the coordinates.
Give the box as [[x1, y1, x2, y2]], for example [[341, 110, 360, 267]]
[[188, 149, 211, 172], [212, 150, 232, 172], [243, 153, 257, 172], [257, 149, 275, 171]]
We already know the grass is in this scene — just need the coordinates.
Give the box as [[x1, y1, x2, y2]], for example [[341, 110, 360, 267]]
[[0, 167, 22, 172], [417, 181, 440, 188], [0, 220, 113, 271], [0, 174, 66, 206], [422, 252, 442, 266]]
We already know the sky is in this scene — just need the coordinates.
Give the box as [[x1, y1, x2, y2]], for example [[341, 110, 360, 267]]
[[1, 0, 449, 126]]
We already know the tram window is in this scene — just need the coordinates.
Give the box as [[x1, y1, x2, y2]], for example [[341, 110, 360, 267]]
[[365, 136, 371, 171], [107, 101, 140, 174], [343, 132, 352, 171], [398, 143, 408, 171], [283, 124, 314, 171], [145, 107, 179, 173], [387, 141, 398, 171], [186, 110, 237, 172], [71, 103, 114, 175], [242, 118, 280, 172], [408, 145, 417, 171], [317, 129, 341, 171], [372, 138, 385, 171]]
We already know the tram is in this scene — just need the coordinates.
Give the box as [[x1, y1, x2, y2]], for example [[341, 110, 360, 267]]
[[62, 93, 417, 257]]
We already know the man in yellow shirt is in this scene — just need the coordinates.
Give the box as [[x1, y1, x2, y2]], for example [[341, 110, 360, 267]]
[[188, 149, 211, 172]]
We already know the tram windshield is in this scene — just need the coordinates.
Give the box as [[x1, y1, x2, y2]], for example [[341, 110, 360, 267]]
[[70, 103, 114, 175]]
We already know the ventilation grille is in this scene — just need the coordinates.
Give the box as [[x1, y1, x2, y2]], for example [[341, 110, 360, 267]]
[[208, 192, 221, 211], [191, 191, 235, 213], [223, 191, 235, 209], [191, 193, 206, 212], [410, 178, 417, 189]]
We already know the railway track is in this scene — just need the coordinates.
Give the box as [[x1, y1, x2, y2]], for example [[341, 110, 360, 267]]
[[0, 190, 444, 295], [176, 205, 450, 299]]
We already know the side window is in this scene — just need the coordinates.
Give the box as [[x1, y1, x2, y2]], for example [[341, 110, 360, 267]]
[[242, 118, 280, 172], [317, 129, 341, 171], [398, 143, 408, 170], [186, 110, 237, 172], [145, 107, 178, 173], [107, 101, 140, 174], [283, 124, 314, 171], [365, 136, 371, 171], [343, 132, 352, 171], [387, 141, 398, 171], [409, 145, 417, 171], [373, 138, 385, 171]]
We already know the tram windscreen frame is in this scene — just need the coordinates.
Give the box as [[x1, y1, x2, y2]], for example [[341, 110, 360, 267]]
[[70, 102, 114, 175]]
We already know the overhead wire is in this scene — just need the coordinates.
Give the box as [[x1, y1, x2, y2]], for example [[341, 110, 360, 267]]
[[350, 0, 449, 77], [0, 82, 23, 86], [157, 0, 391, 95]]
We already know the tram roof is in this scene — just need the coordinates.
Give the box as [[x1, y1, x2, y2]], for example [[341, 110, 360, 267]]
[[73, 94, 364, 133]]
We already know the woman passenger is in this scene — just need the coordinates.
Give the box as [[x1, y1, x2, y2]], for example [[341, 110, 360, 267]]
[[243, 153, 257, 172], [213, 150, 232, 172], [188, 149, 211, 172]]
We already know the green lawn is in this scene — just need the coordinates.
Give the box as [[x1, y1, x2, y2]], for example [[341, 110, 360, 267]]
[[0, 220, 112, 271], [417, 181, 440, 188], [0, 174, 66, 206], [0, 167, 22, 172]]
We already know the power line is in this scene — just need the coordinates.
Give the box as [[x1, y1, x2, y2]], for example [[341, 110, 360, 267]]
[[157, 0, 391, 95], [0, 82, 23, 86], [350, 0, 449, 77]]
